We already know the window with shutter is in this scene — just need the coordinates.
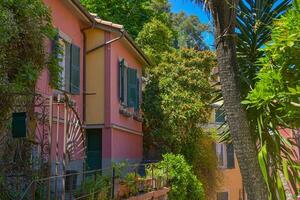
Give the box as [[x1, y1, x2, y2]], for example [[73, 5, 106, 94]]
[[70, 44, 80, 94], [226, 143, 235, 168], [127, 68, 137, 108], [216, 143, 225, 168], [215, 109, 225, 123]]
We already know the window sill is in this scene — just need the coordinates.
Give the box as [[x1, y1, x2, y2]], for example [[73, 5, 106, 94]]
[[119, 104, 142, 122]]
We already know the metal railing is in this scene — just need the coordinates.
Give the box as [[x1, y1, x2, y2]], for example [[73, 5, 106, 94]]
[[19, 162, 169, 200]]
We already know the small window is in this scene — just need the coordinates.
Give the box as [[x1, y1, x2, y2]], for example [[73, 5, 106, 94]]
[[215, 109, 225, 123], [217, 192, 228, 200]]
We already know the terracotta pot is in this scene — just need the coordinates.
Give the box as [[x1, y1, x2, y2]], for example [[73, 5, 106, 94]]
[[117, 182, 130, 199]]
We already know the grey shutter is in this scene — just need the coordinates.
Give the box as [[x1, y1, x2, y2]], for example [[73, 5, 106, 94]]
[[70, 44, 80, 94], [119, 59, 125, 103], [226, 143, 235, 168], [65, 42, 71, 92], [127, 68, 137, 108]]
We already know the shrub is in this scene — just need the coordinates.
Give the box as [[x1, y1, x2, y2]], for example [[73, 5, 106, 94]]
[[157, 153, 205, 200]]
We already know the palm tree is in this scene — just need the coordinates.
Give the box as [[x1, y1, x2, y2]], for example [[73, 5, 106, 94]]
[[193, 0, 269, 199], [237, 0, 291, 95]]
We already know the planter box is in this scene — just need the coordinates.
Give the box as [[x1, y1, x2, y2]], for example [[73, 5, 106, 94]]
[[126, 187, 170, 200]]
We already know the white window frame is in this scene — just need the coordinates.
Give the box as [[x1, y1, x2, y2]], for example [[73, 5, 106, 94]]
[[216, 143, 227, 169], [58, 39, 66, 91]]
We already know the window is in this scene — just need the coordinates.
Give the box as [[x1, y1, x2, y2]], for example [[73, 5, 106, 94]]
[[216, 143, 235, 169], [119, 59, 140, 111], [52, 34, 80, 94], [217, 192, 228, 200], [215, 109, 225, 123]]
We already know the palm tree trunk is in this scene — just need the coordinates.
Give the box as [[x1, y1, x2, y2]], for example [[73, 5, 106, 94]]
[[208, 0, 268, 199]]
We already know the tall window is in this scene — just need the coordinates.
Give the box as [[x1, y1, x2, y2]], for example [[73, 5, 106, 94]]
[[216, 143, 235, 169], [53, 34, 80, 94], [215, 109, 225, 123], [119, 59, 140, 111]]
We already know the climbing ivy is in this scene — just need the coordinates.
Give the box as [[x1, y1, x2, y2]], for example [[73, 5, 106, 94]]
[[0, 0, 62, 122]]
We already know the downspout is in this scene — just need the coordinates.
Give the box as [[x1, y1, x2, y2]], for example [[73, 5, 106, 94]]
[[86, 29, 125, 54], [81, 22, 95, 124]]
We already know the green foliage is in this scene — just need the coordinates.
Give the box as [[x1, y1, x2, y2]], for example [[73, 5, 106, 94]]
[[157, 153, 205, 200], [0, 0, 60, 91], [143, 49, 215, 152], [136, 18, 174, 65], [75, 174, 111, 200], [172, 12, 209, 50], [184, 134, 220, 199], [243, 2, 300, 198], [237, 0, 292, 94], [142, 48, 217, 196], [80, 0, 170, 38], [0, 0, 61, 132]]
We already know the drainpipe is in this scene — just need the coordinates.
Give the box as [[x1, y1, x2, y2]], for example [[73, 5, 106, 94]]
[[81, 23, 95, 124], [86, 29, 125, 54], [81, 25, 124, 123]]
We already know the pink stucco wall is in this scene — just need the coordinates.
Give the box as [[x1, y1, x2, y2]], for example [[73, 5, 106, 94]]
[[112, 129, 143, 159], [109, 35, 143, 133], [35, 0, 87, 162], [102, 33, 143, 164], [38, 0, 86, 120]]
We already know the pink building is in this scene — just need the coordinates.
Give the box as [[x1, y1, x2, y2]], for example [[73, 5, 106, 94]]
[[35, 0, 150, 177], [83, 15, 151, 169], [35, 0, 94, 177]]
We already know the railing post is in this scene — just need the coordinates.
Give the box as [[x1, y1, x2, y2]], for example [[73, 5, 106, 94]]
[[151, 164, 154, 190], [31, 182, 36, 200], [69, 174, 73, 200], [94, 170, 97, 182], [111, 167, 115, 199]]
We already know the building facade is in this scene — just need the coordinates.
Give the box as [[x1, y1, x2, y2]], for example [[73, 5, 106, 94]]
[[84, 16, 150, 169], [209, 104, 245, 200]]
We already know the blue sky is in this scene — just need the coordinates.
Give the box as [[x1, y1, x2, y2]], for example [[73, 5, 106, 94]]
[[169, 0, 214, 48]]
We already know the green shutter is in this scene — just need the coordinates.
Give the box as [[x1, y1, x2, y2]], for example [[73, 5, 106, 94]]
[[135, 77, 140, 111], [12, 112, 27, 138], [70, 44, 80, 94], [65, 42, 71, 92], [226, 143, 235, 168], [127, 68, 137, 108], [119, 59, 125, 103]]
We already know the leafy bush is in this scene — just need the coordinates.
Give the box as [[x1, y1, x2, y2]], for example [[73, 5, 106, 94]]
[[75, 174, 110, 200], [157, 153, 205, 200]]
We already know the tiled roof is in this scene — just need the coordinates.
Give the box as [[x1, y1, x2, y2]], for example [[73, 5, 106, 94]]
[[89, 13, 124, 30]]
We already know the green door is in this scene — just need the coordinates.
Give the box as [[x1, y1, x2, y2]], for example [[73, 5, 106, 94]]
[[86, 129, 102, 170]]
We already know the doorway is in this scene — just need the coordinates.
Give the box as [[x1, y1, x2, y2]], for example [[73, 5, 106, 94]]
[[86, 129, 102, 170]]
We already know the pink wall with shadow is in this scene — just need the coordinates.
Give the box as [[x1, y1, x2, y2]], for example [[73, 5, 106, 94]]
[[109, 36, 143, 133], [35, 0, 87, 163], [102, 33, 144, 165]]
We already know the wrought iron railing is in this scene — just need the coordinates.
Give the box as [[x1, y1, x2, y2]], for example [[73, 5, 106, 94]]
[[19, 162, 169, 200]]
